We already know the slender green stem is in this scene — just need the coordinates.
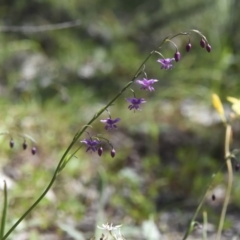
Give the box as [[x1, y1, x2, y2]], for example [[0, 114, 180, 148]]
[[216, 124, 233, 240], [2, 31, 191, 239], [58, 145, 82, 172], [182, 162, 226, 240], [203, 211, 208, 240], [183, 124, 233, 240], [2, 140, 75, 240], [0, 181, 8, 239]]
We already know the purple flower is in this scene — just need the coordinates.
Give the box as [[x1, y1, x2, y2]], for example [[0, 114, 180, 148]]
[[80, 138, 100, 152], [100, 118, 121, 130], [157, 58, 175, 69], [136, 78, 158, 91], [126, 97, 146, 111]]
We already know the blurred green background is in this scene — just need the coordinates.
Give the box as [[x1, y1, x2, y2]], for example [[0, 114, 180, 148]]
[[1, 0, 240, 239]]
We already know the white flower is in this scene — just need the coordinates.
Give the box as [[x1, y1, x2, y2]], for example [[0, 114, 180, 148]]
[[97, 223, 122, 232], [113, 228, 125, 240]]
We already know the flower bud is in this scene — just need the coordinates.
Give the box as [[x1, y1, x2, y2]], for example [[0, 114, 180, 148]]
[[200, 38, 206, 48], [31, 147, 37, 155], [98, 147, 103, 156], [186, 42, 192, 52], [235, 163, 240, 171], [9, 139, 14, 148], [174, 51, 181, 62], [206, 44, 211, 53], [212, 194, 216, 201], [110, 149, 116, 158], [23, 142, 27, 150]]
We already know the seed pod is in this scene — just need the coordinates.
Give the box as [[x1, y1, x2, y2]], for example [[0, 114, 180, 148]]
[[174, 51, 181, 62], [9, 139, 14, 148], [186, 42, 192, 52], [110, 149, 116, 158], [200, 38, 206, 48], [31, 147, 37, 155]]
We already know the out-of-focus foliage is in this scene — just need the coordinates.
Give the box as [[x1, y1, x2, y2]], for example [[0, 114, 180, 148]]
[[1, 0, 240, 239]]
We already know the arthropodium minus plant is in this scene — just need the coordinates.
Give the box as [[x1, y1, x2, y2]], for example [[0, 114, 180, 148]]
[[80, 138, 100, 152], [98, 146, 103, 156], [206, 43, 212, 52], [235, 163, 240, 171], [1, 29, 212, 240], [200, 38, 206, 48], [4, 133, 36, 154], [80, 133, 116, 157], [157, 58, 175, 69], [31, 147, 37, 155], [22, 141, 27, 150], [136, 78, 158, 91], [100, 117, 121, 130], [186, 42, 192, 52], [9, 139, 14, 148], [110, 148, 116, 158], [174, 51, 181, 62], [126, 97, 146, 111]]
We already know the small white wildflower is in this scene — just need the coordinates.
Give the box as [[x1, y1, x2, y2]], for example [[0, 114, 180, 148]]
[[97, 223, 122, 232], [113, 228, 125, 240]]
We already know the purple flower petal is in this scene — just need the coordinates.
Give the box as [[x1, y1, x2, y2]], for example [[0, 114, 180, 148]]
[[157, 58, 175, 70], [136, 78, 158, 91], [80, 138, 100, 152], [100, 117, 121, 130], [126, 97, 146, 111]]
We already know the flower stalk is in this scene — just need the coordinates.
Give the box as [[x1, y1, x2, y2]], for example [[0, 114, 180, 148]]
[[2, 30, 208, 239], [215, 124, 233, 240], [0, 181, 8, 239], [182, 162, 225, 240]]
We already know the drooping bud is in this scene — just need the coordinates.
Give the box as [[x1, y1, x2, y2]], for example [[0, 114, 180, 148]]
[[186, 42, 192, 52], [98, 147, 103, 156], [212, 194, 216, 201], [200, 38, 206, 48], [206, 44, 211, 53], [235, 163, 240, 171], [31, 147, 37, 155], [9, 139, 14, 148], [174, 51, 181, 62], [110, 148, 116, 158], [23, 141, 27, 150]]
